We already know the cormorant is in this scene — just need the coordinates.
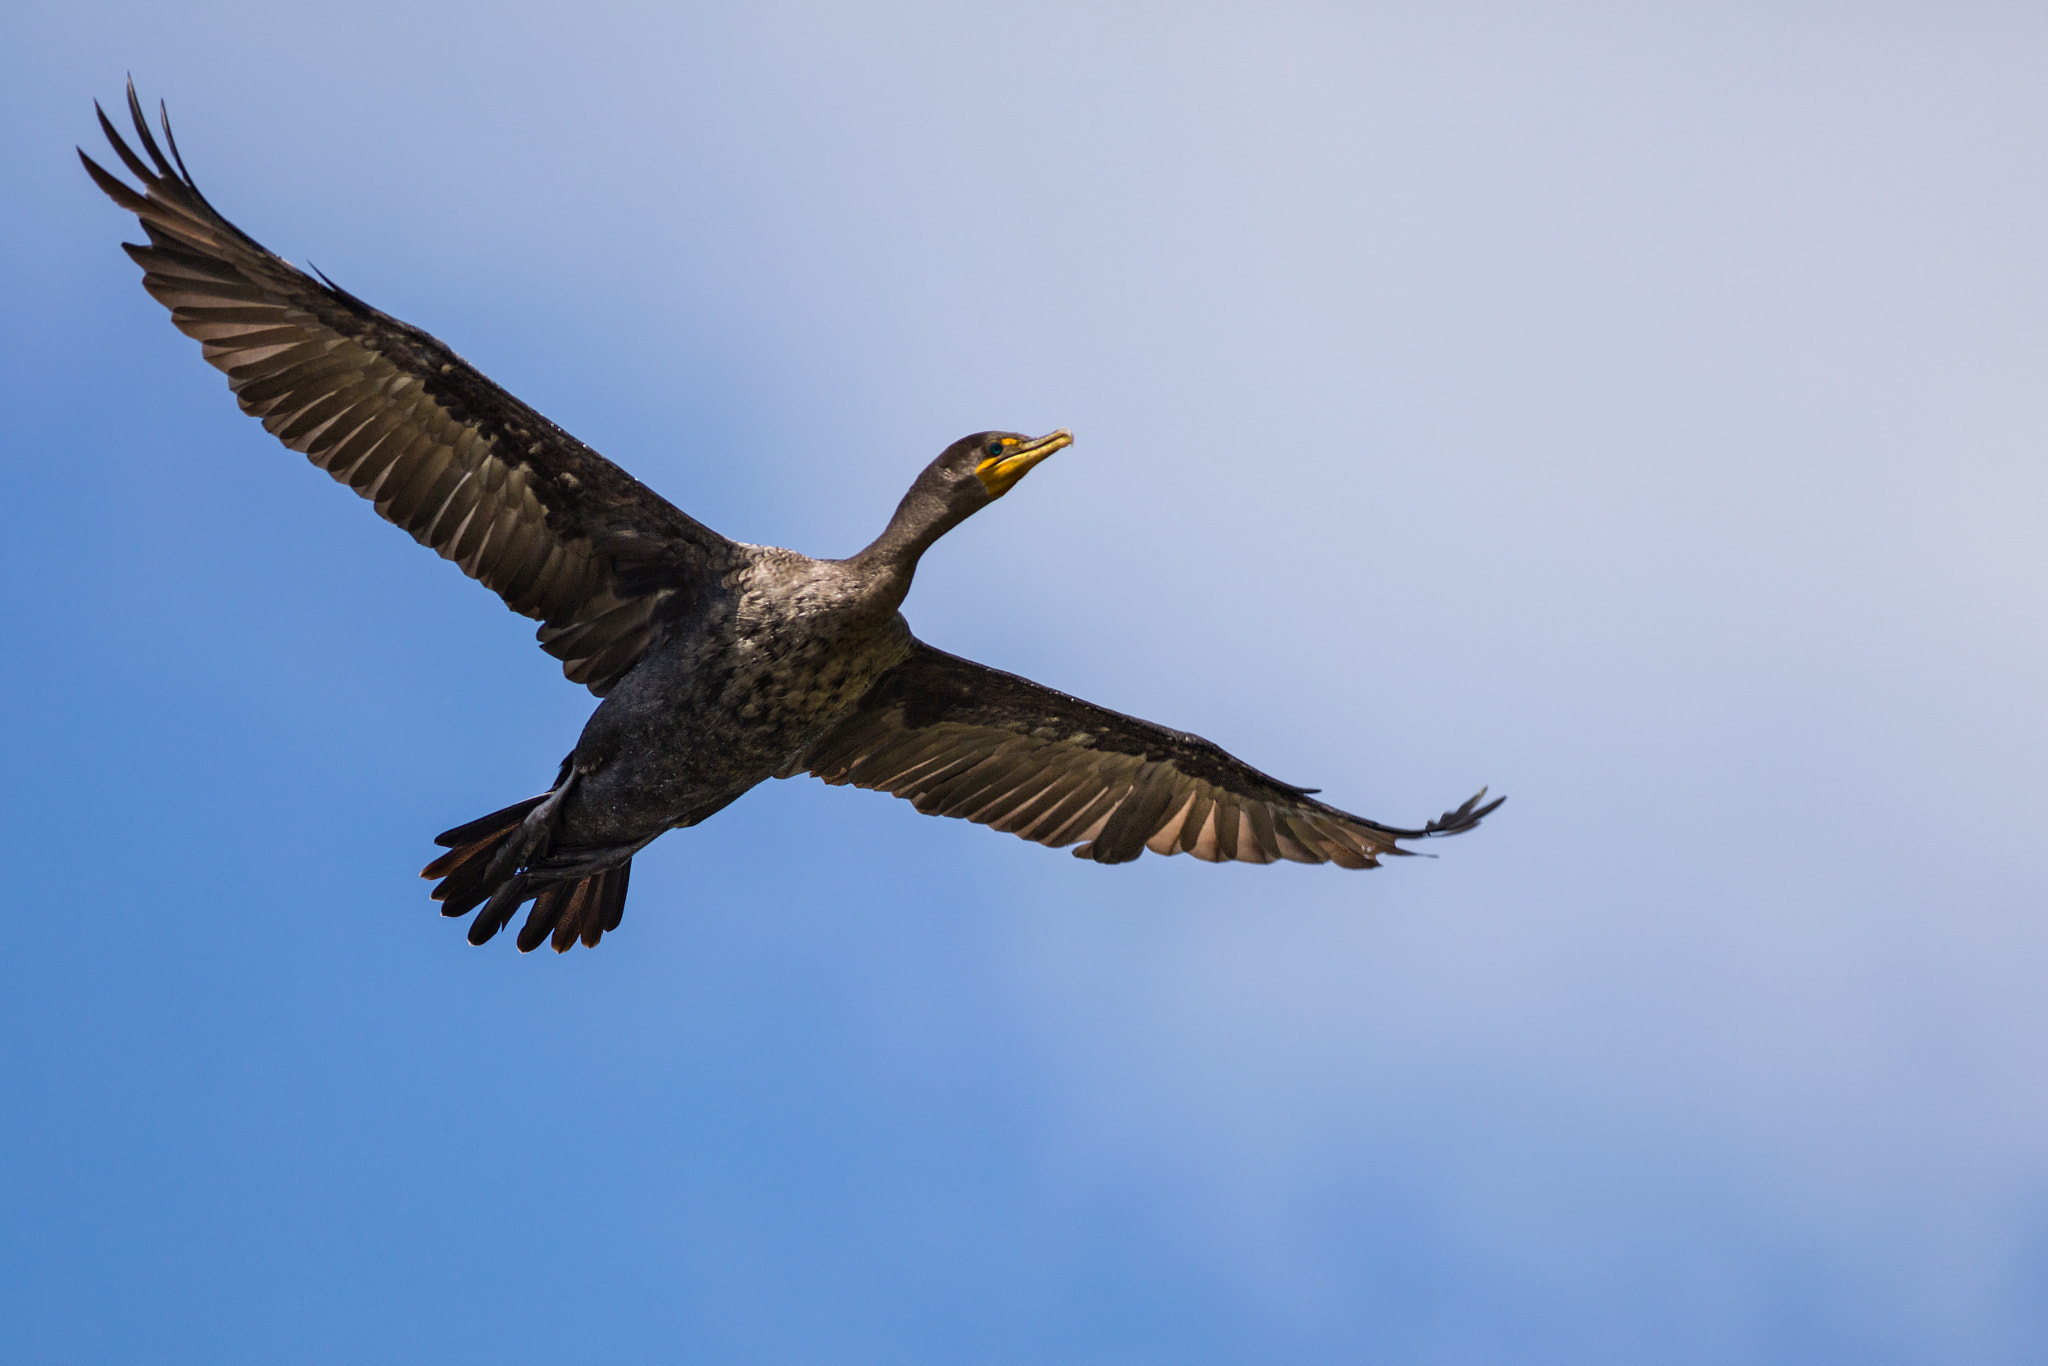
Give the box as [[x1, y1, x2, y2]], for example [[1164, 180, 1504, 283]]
[[83, 85, 1503, 953]]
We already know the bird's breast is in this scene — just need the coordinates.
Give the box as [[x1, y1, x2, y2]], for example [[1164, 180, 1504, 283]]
[[566, 570, 912, 832], [643, 553, 913, 740]]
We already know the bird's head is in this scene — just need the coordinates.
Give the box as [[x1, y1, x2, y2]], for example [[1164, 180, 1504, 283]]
[[865, 428, 1074, 573], [924, 428, 1073, 512]]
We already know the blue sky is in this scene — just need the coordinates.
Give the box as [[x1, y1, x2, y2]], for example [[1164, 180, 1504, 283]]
[[4, 2, 2047, 1361]]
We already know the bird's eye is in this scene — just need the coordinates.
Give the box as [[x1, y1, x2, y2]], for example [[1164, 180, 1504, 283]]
[[984, 439, 1005, 457]]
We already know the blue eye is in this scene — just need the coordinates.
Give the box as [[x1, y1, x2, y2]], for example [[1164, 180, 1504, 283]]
[[984, 440, 1004, 457]]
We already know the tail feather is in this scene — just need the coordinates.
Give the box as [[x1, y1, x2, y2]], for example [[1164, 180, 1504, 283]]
[[517, 863, 635, 954], [422, 785, 635, 953], [431, 838, 513, 920], [517, 881, 575, 953], [556, 876, 601, 952], [433, 794, 550, 850], [468, 875, 532, 946], [421, 838, 487, 882], [602, 861, 630, 934], [423, 796, 543, 923]]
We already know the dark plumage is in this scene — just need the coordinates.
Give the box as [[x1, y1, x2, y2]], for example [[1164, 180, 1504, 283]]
[[85, 84, 1503, 952]]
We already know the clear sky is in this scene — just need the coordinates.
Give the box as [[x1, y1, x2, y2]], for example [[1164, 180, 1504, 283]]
[[4, 2, 2046, 1362]]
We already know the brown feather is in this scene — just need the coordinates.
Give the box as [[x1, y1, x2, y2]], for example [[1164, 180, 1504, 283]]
[[85, 85, 734, 697]]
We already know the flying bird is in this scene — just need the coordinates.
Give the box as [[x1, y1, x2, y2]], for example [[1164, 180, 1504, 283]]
[[83, 84, 1502, 953]]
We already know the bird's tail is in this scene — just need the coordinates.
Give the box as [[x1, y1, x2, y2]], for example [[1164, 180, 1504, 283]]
[[421, 780, 633, 953]]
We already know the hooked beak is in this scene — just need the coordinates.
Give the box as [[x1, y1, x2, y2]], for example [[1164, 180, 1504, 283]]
[[975, 428, 1073, 497]]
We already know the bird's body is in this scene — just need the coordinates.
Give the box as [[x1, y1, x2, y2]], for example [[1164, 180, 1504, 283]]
[[85, 84, 1501, 953], [562, 545, 915, 857]]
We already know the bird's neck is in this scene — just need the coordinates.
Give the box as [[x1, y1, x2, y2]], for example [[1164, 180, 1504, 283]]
[[848, 486, 971, 609]]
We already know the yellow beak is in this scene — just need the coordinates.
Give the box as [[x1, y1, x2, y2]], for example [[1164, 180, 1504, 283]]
[[975, 429, 1073, 497]]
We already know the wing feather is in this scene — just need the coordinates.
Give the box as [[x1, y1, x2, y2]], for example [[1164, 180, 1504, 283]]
[[803, 641, 1502, 868], [84, 83, 735, 695]]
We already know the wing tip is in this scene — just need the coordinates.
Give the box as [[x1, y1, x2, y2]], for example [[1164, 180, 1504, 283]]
[[1413, 786, 1505, 839]]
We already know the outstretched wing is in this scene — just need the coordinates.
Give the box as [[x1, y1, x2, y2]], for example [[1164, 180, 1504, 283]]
[[801, 641, 1502, 866], [81, 83, 731, 695]]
